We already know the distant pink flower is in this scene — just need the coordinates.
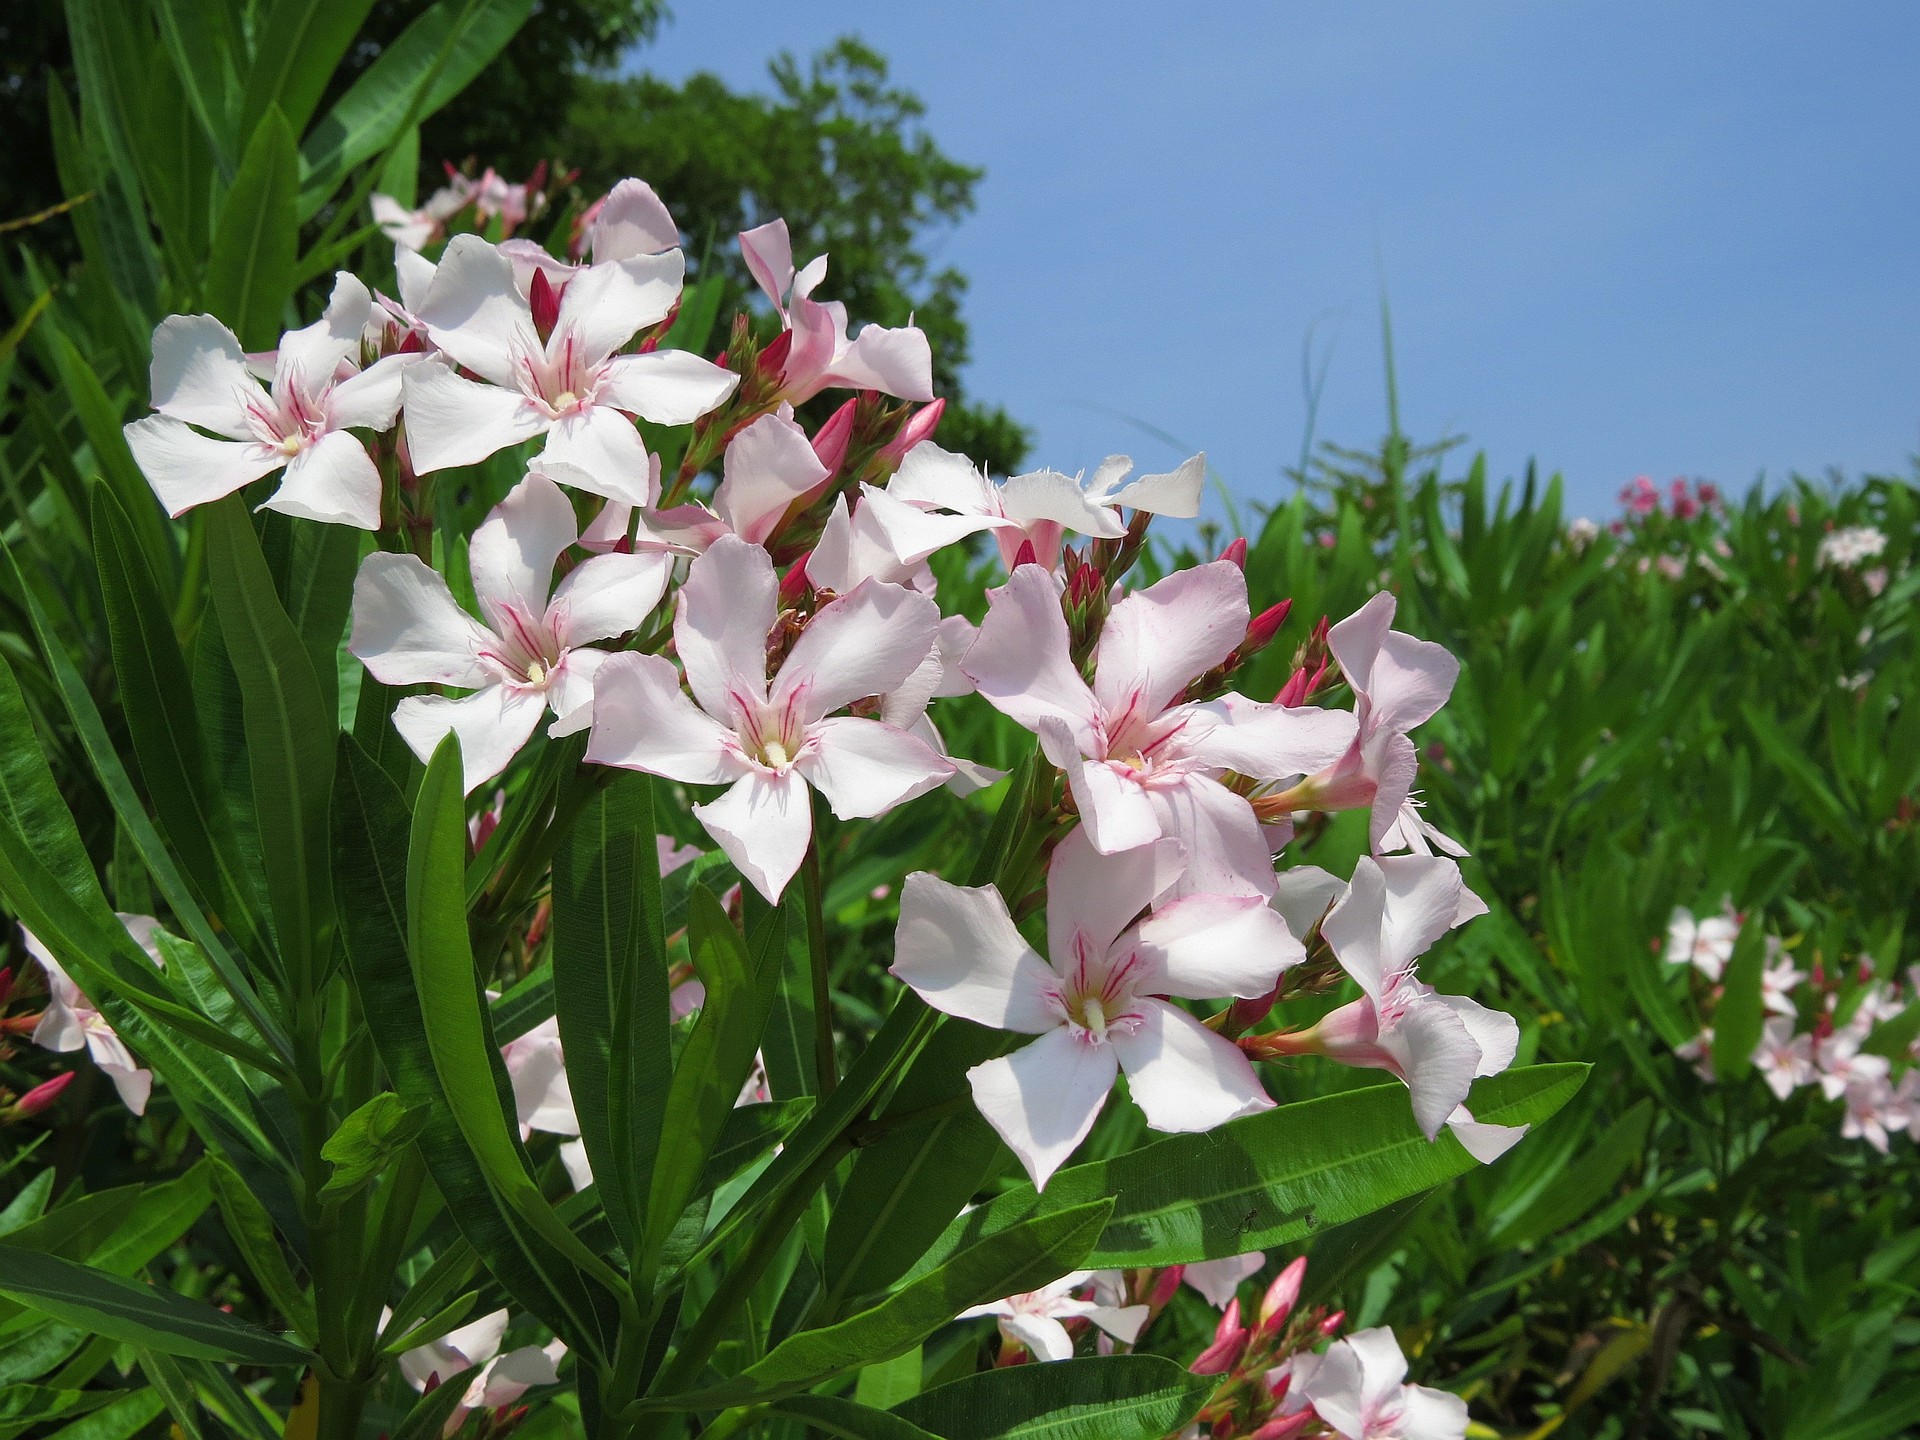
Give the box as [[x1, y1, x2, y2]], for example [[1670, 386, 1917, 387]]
[[1664, 904, 1738, 981], [22, 918, 163, 1115], [959, 1272, 1148, 1361], [741, 218, 933, 404], [585, 536, 952, 902], [962, 562, 1354, 898], [394, 1308, 564, 1436], [1751, 1017, 1814, 1101], [1288, 1326, 1468, 1440], [1619, 476, 1659, 518], [890, 828, 1295, 1189]]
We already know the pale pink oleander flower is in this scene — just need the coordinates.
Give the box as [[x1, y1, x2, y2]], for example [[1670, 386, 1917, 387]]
[[350, 471, 671, 793], [1180, 1252, 1267, 1309], [1278, 593, 1463, 857], [1751, 1017, 1815, 1101], [803, 483, 989, 596], [1840, 1074, 1904, 1154], [1286, 1326, 1468, 1440], [875, 613, 1005, 797], [1762, 950, 1808, 1017], [1863, 566, 1889, 596], [393, 1307, 565, 1437], [961, 562, 1355, 899], [1815, 1022, 1890, 1101], [1675, 1027, 1715, 1083], [1816, 525, 1887, 570], [1663, 904, 1739, 982], [123, 273, 411, 527], [499, 176, 680, 291], [740, 218, 933, 404], [889, 828, 1295, 1189], [1272, 857, 1522, 1159], [402, 235, 737, 503], [584, 535, 953, 903], [22, 917, 163, 1116], [958, 1271, 1149, 1361], [500, 1016, 577, 1143], [885, 442, 1205, 572]]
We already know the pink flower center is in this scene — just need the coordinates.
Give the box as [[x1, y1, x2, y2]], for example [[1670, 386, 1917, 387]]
[[242, 369, 329, 455], [513, 329, 606, 419], [1053, 929, 1147, 1043], [478, 603, 564, 690]]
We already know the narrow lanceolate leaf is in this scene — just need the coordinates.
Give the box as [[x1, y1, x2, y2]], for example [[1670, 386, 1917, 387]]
[[894, 1357, 1216, 1440], [644, 885, 786, 1276], [207, 1158, 315, 1343], [298, 0, 535, 216], [206, 109, 298, 351], [912, 1064, 1589, 1273], [407, 737, 626, 1293], [1713, 915, 1768, 1084], [551, 775, 670, 1263], [92, 487, 263, 959], [205, 497, 336, 994], [763, 1396, 940, 1440], [333, 734, 618, 1362], [238, 0, 377, 141], [0, 1247, 312, 1366], [648, 1200, 1113, 1412]]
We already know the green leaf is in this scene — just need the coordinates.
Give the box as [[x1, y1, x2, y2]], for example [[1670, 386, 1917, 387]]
[[41, 331, 173, 581], [239, 0, 377, 141], [332, 735, 617, 1359], [1487, 1099, 1653, 1250], [86, 1164, 213, 1277], [92, 486, 264, 959], [1712, 914, 1768, 1084], [894, 1356, 1215, 1440], [205, 496, 337, 992], [388, 1376, 477, 1440], [283, 516, 363, 726], [765, 1396, 939, 1440], [551, 774, 669, 1263], [146, 0, 243, 169], [645, 884, 785, 1275], [650, 1200, 1113, 1411], [1741, 702, 1854, 839], [0, 1247, 311, 1366], [319, 1093, 428, 1202], [916, 1064, 1589, 1273], [854, 1345, 924, 1410], [35, 1387, 164, 1440], [297, 0, 535, 216], [206, 109, 298, 349], [206, 1158, 314, 1342], [407, 736, 625, 1291]]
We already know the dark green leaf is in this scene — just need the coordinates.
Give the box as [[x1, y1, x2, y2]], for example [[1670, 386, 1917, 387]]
[[895, 1356, 1215, 1440], [319, 1093, 428, 1202], [239, 0, 377, 141], [206, 109, 298, 349], [207, 1158, 314, 1342], [765, 1396, 939, 1440], [1713, 915, 1768, 1084]]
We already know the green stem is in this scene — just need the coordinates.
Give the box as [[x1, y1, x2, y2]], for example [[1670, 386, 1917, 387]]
[[801, 841, 836, 1097]]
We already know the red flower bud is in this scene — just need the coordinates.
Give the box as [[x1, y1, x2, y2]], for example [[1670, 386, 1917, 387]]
[[1151, 1266, 1185, 1309], [1319, 1309, 1345, 1336], [1214, 1298, 1243, 1345], [12, 1071, 74, 1117], [758, 328, 794, 378], [1258, 1256, 1307, 1332], [1219, 537, 1248, 569], [1067, 560, 1104, 610], [1244, 599, 1292, 653], [0, 965, 11, 1007], [780, 557, 814, 605], [528, 269, 562, 344], [1013, 538, 1039, 571], [1249, 1412, 1314, 1440]]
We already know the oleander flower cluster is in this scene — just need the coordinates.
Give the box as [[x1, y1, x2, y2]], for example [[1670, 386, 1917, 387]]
[[1667, 904, 1918, 1153], [116, 174, 1522, 1197]]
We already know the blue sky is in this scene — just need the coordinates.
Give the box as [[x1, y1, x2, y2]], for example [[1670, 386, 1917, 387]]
[[634, 3, 1920, 521]]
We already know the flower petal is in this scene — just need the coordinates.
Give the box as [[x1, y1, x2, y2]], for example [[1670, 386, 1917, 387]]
[[1111, 1000, 1272, 1132], [887, 441, 998, 515], [326, 353, 411, 431], [601, 350, 741, 426], [393, 686, 548, 793], [1185, 696, 1358, 781], [124, 416, 284, 517], [1094, 562, 1247, 720], [591, 178, 680, 262], [1444, 1105, 1528, 1165], [773, 579, 940, 723], [1002, 1313, 1076, 1364], [538, 405, 656, 506], [549, 550, 671, 647], [1182, 1254, 1265, 1310], [1110, 453, 1205, 518], [263, 429, 382, 529], [821, 320, 935, 400], [1045, 825, 1183, 968], [469, 470, 578, 625], [962, 565, 1099, 744], [1143, 774, 1275, 900], [1380, 999, 1483, 1139], [1042, 722, 1165, 857], [676, 535, 778, 718], [713, 412, 829, 544], [1396, 1383, 1471, 1439], [583, 652, 743, 784], [276, 272, 373, 391], [419, 234, 536, 387], [998, 468, 1125, 538], [693, 768, 813, 903], [1327, 593, 1396, 700], [967, 1028, 1118, 1191], [350, 552, 495, 688], [557, 251, 684, 365], [1431, 992, 1519, 1077], [401, 359, 549, 475], [1133, 894, 1302, 1000], [147, 314, 256, 437], [889, 872, 1058, 1034], [1270, 864, 1345, 941], [739, 218, 795, 309], [1369, 629, 1460, 738], [795, 716, 952, 819]]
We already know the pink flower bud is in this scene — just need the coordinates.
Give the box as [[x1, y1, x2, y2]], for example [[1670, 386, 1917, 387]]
[[812, 399, 858, 477], [1219, 537, 1248, 569], [12, 1071, 74, 1117], [758, 328, 794, 378], [1067, 559, 1104, 610], [1013, 538, 1040, 571], [877, 397, 945, 469], [780, 557, 814, 605], [1214, 1298, 1243, 1345], [529, 269, 562, 344], [1151, 1266, 1186, 1309], [1319, 1309, 1345, 1336], [1258, 1256, 1307, 1332], [1244, 599, 1292, 654], [1189, 1328, 1249, 1376], [1249, 1412, 1314, 1440]]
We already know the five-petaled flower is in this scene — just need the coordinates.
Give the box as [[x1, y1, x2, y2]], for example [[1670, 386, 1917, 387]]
[[963, 561, 1355, 898], [958, 1272, 1148, 1362], [585, 534, 955, 903], [124, 273, 411, 528], [1286, 1326, 1469, 1440], [350, 471, 671, 792], [890, 828, 1299, 1189]]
